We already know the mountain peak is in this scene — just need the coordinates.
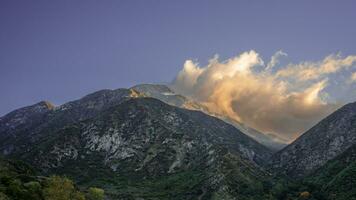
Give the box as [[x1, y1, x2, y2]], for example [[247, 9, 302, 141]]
[[1, 100, 54, 119], [36, 100, 55, 110], [131, 83, 173, 94]]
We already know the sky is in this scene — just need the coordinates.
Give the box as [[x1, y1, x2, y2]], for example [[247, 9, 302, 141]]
[[1, 1, 356, 139]]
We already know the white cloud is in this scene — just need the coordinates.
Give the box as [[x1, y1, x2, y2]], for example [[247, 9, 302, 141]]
[[276, 54, 356, 81], [266, 50, 287, 70], [171, 50, 355, 141]]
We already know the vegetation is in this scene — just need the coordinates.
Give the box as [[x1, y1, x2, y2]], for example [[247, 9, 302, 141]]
[[86, 187, 104, 200], [268, 178, 328, 200], [0, 158, 105, 200], [43, 176, 85, 200], [3, 153, 356, 200]]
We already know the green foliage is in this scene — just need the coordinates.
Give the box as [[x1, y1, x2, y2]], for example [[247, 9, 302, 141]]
[[110, 170, 206, 199], [72, 191, 86, 200], [0, 158, 104, 200], [43, 176, 85, 200], [322, 161, 356, 200], [87, 187, 104, 200], [306, 145, 356, 200], [267, 177, 328, 200], [0, 192, 10, 200]]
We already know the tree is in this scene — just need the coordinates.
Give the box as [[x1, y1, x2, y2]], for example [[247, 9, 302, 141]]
[[87, 187, 104, 200], [43, 176, 85, 200]]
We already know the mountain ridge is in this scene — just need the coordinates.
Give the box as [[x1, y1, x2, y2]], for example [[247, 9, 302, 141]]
[[270, 101, 356, 178]]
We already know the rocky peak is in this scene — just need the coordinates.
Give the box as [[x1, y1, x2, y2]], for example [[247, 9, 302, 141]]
[[131, 83, 173, 94], [0, 100, 54, 132]]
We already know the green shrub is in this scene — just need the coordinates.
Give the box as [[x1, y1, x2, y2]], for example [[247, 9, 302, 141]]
[[87, 187, 104, 200], [0, 192, 10, 200], [43, 176, 85, 200]]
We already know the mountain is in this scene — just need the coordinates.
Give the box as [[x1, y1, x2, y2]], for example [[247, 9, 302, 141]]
[[270, 101, 356, 178], [132, 84, 287, 151], [306, 143, 356, 199], [0, 88, 142, 156], [0, 88, 273, 199]]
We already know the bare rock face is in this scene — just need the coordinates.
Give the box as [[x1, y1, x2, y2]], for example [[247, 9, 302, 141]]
[[270, 102, 356, 177]]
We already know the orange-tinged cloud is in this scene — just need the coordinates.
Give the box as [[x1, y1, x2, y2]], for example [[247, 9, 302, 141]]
[[172, 51, 355, 141], [276, 54, 356, 81], [350, 72, 356, 83]]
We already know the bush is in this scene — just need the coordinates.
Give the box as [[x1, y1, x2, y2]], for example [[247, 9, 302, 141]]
[[24, 181, 42, 200], [72, 191, 86, 200], [8, 179, 25, 199], [0, 192, 10, 200], [24, 181, 41, 192], [43, 176, 85, 200], [87, 187, 104, 200]]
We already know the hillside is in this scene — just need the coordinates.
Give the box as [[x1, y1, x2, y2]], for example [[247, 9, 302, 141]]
[[270, 101, 356, 177], [0, 89, 273, 199]]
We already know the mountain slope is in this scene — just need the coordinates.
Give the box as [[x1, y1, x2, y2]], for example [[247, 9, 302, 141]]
[[0, 90, 273, 199], [0, 88, 141, 156], [305, 143, 356, 199], [270, 101, 356, 177], [132, 84, 287, 151]]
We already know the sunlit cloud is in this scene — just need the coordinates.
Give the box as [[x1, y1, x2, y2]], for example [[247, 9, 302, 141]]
[[350, 72, 356, 83], [276, 54, 356, 81], [172, 50, 356, 141]]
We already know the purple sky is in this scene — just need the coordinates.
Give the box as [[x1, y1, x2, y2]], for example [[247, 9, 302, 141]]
[[1, 0, 356, 116]]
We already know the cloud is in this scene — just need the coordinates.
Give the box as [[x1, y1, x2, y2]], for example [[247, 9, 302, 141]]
[[172, 50, 355, 141], [276, 54, 356, 81], [266, 50, 287, 70], [350, 72, 356, 83]]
